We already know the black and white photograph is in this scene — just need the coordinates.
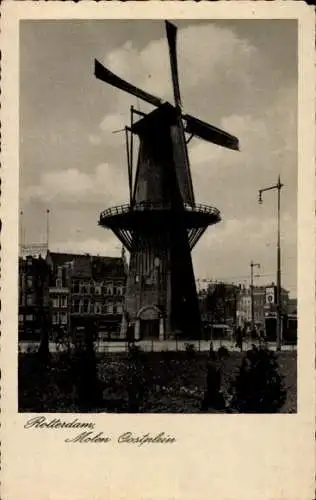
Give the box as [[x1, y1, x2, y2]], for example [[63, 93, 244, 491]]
[[2, 3, 315, 500], [18, 18, 299, 414]]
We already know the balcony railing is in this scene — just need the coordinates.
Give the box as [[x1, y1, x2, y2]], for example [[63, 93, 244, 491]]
[[100, 201, 220, 220]]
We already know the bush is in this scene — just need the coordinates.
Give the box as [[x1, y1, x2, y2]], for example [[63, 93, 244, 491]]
[[185, 343, 196, 359], [229, 345, 287, 413], [127, 344, 143, 361], [201, 358, 225, 411], [71, 331, 102, 411], [217, 346, 230, 359]]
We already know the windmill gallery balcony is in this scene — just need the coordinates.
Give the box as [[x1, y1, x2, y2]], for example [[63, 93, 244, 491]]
[[99, 201, 221, 251]]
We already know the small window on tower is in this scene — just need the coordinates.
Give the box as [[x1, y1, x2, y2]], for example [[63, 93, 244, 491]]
[[135, 275, 140, 283]]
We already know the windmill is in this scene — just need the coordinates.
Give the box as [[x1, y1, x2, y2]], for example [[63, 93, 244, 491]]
[[96, 21, 239, 340]]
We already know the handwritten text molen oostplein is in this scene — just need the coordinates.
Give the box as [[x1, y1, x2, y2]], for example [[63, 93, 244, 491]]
[[24, 417, 177, 446]]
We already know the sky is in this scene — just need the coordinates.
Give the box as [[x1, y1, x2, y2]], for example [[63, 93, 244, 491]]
[[19, 19, 298, 296]]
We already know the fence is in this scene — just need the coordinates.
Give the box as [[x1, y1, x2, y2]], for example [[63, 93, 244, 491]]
[[18, 338, 297, 354]]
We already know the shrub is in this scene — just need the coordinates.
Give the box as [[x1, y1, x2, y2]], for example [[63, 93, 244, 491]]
[[185, 343, 196, 359], [71, 331, 102, 411], [229, 345, 287, 413], [201, 358, 225, 411], [127, 344, 143, 361], [217, 346, 230, 359]]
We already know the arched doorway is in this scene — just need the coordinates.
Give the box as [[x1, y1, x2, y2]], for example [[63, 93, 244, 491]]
[[137, 305, 161, 339]]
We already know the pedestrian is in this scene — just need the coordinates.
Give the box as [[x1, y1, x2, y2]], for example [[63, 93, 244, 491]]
[[235, 326, 243, 352], [127, 322, 135, 350], [259, 328, 266, 346]]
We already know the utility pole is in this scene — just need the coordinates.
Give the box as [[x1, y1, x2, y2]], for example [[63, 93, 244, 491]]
[[250, 261, 260, 329], [46, 209, 50, 251], [20, 210, 24, 256], [258, 175, 283, 351]]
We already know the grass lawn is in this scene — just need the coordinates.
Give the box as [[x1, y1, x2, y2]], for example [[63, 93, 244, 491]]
[[19, 350, 297, 413]]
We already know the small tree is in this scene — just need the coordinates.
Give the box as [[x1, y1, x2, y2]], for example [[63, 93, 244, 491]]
[[230, 345, 287, 413], [127, 345, 146, 412], [72, 320, 101, 411], [201, 348, 229, 411]]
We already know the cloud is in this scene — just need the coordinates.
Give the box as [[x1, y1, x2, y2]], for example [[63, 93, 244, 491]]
[[23, 163, 128, 206], [88, 134, 102, 145], [100, 113, 127, 134], [192, 213, 297, 293], [50, 235, 121, 257], [189, 84, 297, 219], [20, 21, 298, 296], [98, 22, 265, 130]]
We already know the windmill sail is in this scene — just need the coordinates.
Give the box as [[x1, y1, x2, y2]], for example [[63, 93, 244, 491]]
[[165, 21, 182, 109], [94, 59, 162, 108], [165, 21, 195, 206], [94, 21, 240, 159], [184, 114, 239, 151]]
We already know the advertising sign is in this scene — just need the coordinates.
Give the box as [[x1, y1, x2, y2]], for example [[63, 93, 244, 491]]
[[265, 286, 276, 304]]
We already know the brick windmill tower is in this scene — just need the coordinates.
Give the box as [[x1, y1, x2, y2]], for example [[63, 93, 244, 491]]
[[95, 21, 239, 340]]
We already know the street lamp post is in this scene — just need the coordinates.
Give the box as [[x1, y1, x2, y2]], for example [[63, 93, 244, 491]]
[[258, 175, 284, 351], [250, 261, 260, 329]]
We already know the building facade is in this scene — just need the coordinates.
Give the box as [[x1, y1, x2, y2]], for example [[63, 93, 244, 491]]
[[18, 255, 51, 341], [46, 252, 126, 340], [237, 283, 290, 328], [236, 286, 252, 326]]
